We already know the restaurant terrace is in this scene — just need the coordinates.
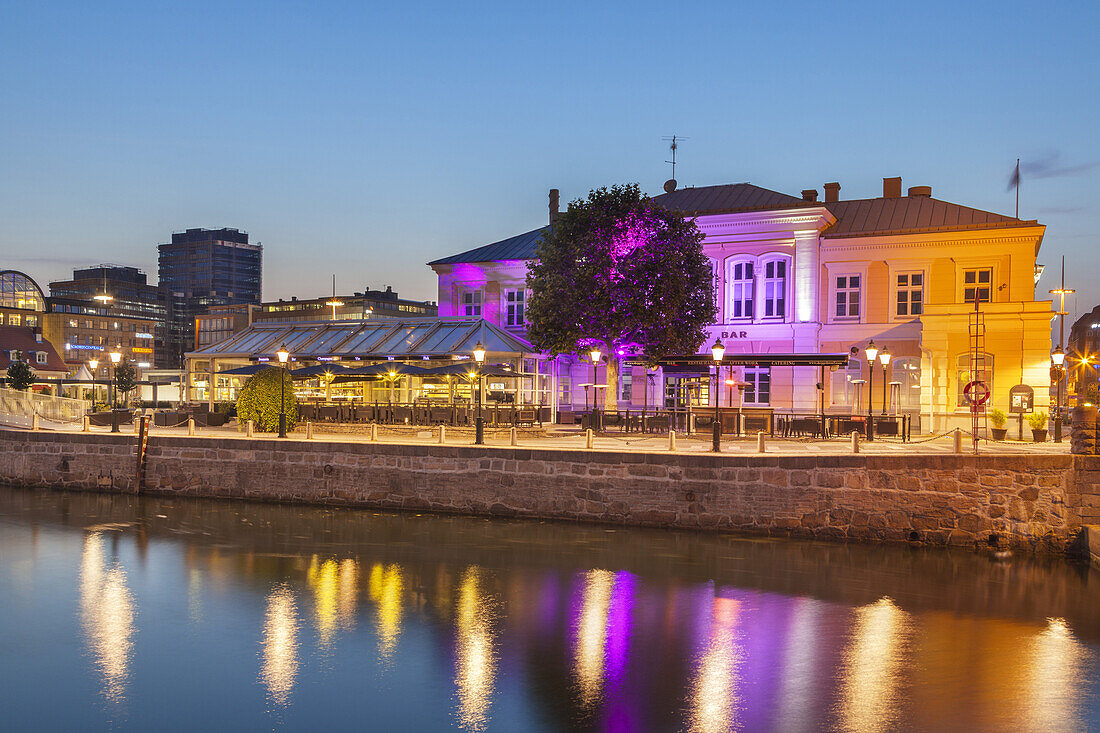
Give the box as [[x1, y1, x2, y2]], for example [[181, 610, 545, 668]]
[[185, 317, 554, 425]]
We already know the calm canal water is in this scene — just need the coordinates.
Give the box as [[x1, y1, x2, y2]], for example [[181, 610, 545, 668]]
[[1, 486, 1099, 732]]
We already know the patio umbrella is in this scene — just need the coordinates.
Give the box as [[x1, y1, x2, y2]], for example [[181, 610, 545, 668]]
[[289, 363, 348, 378], [217, 364, 273, 376]]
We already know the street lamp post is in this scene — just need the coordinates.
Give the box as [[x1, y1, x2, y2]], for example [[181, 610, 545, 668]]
[[880, 346, 891, 416], [865, 340, 879, 441], [277, 343, 289, 438], [473, 341, 486, 445], [589, 347, 602, 432], [1052, 346, 1066, 443], [88, 358, 99, 407], [108, 346, 122, 433], [711, 338, 725, 452]]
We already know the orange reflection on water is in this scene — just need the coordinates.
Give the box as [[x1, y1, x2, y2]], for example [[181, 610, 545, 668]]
[[454, 566, 498, 732], [307, 557, 339, 647], [260, 584, 300, 707], [368, 563, 404, 663], [79, 532, 136, 705], [837, 597, 910, 733], [574, 569, 615, 708], [1023, 617, 1093, 733], [687, 596, 742, 733]]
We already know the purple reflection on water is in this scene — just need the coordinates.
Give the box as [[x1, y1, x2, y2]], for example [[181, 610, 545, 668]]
[[602, 570, 638, 732]]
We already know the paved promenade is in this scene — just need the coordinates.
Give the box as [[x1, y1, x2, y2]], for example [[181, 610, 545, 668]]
[[18, 418, 1073, 456]]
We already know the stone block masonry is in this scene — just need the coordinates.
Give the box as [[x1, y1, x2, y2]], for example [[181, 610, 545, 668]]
[[2, 428, 1099, 554]]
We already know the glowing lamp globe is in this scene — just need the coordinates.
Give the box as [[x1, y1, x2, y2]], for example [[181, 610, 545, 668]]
[[473, 342, 486, 363], [865, 340, 879, 363], [711, 338, 725, 363], [276, 344, 290, 364], [879, 346, 891, 366], [109, 346, 123, 364]]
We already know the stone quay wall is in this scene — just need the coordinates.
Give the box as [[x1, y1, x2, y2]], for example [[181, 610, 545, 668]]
[[2, 428, 1099, 554]]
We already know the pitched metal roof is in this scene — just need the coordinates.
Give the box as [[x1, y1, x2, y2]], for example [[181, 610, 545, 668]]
[[822, 196, 1031, 237], [652, 183, 810, 214], [427, 227, 548, 266], [186, 317, 537, 360], [0, 326, 69, 374]]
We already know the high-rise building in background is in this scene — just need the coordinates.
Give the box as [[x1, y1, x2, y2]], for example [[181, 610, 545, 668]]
[[158, 228, 262, 366], [49, 265, 169, 366]]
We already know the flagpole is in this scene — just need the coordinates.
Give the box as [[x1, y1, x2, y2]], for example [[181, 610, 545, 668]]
[[1015, 157, 1020, 219]]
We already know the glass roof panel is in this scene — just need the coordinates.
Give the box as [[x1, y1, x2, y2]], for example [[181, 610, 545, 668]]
[[413, 324, 472, 354], [374, 325, 432, 354], [333, 324, 392, 354], [297, 325, 359, 354]]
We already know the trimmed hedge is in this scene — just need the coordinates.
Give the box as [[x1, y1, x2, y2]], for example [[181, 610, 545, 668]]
[[235, 367, 299, 432]]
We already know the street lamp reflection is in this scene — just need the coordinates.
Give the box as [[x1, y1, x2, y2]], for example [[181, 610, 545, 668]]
[[79, 532, 136, 706], [368, 563, 404, 663], [838, 597, 910, 733], [454, 566, 498, 732], [260, 584, 300, 708], [687, 596, 742, 733], [574, 569, 615, 708]]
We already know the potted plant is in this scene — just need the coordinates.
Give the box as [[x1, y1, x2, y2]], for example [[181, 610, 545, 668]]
[[988, 408, 1008, 440], [1027, 411, 1048, 442]]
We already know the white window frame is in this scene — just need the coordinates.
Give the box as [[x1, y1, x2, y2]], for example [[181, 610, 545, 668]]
[[834, 274, 861, 320], [35, 351, 47, 365], [895, 271, 924, 317], [502, 288, 526, 327], [742, 366, 770, 405], [760, 258, 789, 320], [726, 259, 755, 321], [460, 288, 483, 317], [558, 375, 571, 406], [620, 371, 632, 402], [962, 267, 993, 305]]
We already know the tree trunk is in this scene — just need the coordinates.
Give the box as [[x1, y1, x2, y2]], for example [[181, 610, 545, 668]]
[[604, 355, 619, 413]]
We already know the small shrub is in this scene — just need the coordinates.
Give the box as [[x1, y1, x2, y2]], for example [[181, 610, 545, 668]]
[[236, 367, 298, 432], [1027, 411, 1048, 430], [5, 360, 36, 391], [988, 408, 1006, 428]]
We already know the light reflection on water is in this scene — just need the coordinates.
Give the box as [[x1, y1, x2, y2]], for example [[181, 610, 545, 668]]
[[260, 584, 299, 708], [454, 566, 498, 732], [79, 532, 136, 706], [2, 488, 1099, 731]]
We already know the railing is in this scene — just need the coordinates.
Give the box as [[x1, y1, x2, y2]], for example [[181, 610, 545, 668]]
[[0, 388, 91, 428]]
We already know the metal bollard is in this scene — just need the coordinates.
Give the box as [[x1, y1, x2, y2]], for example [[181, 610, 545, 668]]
[[585, 428, 594, 449], [757, 431, 766, 453], [306, 421, 314, 440], [510, 426, 518, 446], [246, 420, 254, 438], [953, 428, 963, 454], [32, 413, 39, 431], [187, 417, 195, 436], [438, 424, 447, 444], [668, 429, 677, 451], [370, 423, 378, 441], [851, 430, 860, 453], [82, 415, 90, 433]]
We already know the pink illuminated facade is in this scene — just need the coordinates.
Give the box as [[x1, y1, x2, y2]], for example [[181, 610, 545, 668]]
[[429, 179, 1052, 431]]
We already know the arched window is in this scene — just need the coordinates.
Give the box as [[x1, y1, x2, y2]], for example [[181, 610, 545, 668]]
[[726, 260, 754, 319], [0, 270, 46, 312], [956, 353, 993, 407], [891, 357, 922, 410], [831, 358, 863, 407], [761, 258, 788, 319]]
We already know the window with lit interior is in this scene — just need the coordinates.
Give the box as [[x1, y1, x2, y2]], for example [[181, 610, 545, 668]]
[[761, 259, 786, 318], [727, 261, 754, 319]]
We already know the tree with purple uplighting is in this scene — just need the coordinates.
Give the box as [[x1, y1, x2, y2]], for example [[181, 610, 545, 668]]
[[525, 183, 715, 411]]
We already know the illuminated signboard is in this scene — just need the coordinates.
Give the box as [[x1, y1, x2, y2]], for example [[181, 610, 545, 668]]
[[65, 344, 101, 351], [135, 332, 154, 339], [132, 347, 153, 354]]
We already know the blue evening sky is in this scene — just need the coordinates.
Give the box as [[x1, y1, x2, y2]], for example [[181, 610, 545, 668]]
[[2, 0, 1098, 315]]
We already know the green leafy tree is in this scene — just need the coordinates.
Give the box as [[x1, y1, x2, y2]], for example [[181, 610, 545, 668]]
[[525, 183, 716, 411], [236, 367, 299, 432], [6, 360, 36, 391], [113, 358, 139, 405]]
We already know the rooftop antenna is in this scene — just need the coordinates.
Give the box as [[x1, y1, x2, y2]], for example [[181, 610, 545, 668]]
[[662, 135, 687, 193], [325, 274, 343, 321], [93, 268, 112, 304]]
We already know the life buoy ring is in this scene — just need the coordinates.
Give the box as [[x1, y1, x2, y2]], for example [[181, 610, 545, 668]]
[[963, 380, 990, 406]]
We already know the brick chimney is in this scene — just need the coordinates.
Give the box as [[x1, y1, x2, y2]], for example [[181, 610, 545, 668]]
[[549, 189, 560, 225], [801, 189, 818, 202], [883, 177, 902, 199], [823, 182, 841, 203]]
